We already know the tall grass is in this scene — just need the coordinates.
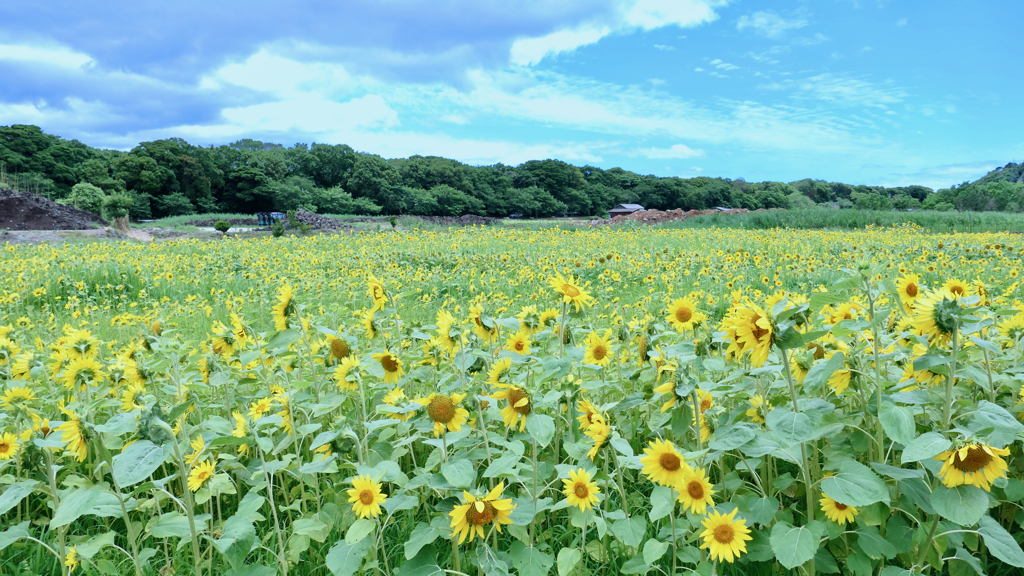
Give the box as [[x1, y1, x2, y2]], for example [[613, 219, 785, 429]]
[[657, 208, 1024, 233], [140, 213, 256, 227]]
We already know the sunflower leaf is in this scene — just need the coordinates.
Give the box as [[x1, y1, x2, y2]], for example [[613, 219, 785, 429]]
[[900, 432, 951, 464], [820, 460, 890, 507], [930, 485, 989, 526], [325, 537, 373, 576], [770, 521, 822, 569], [978, 515, 1024, 567]]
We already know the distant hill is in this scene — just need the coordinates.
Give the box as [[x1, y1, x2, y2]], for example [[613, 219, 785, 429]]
[[975, 162, 1024, 185]]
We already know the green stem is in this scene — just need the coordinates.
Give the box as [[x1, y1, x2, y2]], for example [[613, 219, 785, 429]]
[[780, 346, 815, 576], [942, 328, 959, 437]]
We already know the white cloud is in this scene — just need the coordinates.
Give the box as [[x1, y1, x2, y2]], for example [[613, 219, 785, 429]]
[[709, 59, 739, 70], [220, 93, 398, 134], [0, 43, 93, 68], [635, 144, 705, 159], [510, 27, 610, 66], [736, 11, 808, 38], [623, 0, 719, 30], [211, 50, 352, 96]]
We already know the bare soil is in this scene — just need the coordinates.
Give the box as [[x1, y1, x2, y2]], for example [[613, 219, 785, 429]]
[[0, 187, 107, 230]]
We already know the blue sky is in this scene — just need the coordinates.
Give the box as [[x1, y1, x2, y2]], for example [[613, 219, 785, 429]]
[[0, 0, 1021, 190]]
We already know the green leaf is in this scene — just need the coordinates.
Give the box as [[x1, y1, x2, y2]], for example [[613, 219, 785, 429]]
[[212, 515, 256, 570], [978, 515, 1024, 568], [440, 459, 476, 489], [94, 412, 139, 435], [266, 329, 300, 350], [709, 423, 756, 451], [404, 523, 439, 560], [878, 402, 916, 446], [0, 522, 30, 552], [930, 485, 989, 526], [744, 497, 779, 526], [484, 452, 521, 478], [293, 517, 332, 543], [810, 291, 848, 311], [556, 547, 581, 576], [803, 352, 845, 392], [113, 440, 168, 487], [525, 414, 556, 447], [345, 518, 377, 544], [225, 566, 276, 576], [76, 531, 117, 559], [769, 521, 822, 569], [869, 463, 926, 481], [1004, 479, 1024, 502], [970, 401, 1024, 448], [611, 516, 647, 548], [900, 432, 951, 464], [854, 526, 898, 559], [0, 481, 38, 515], [820, 460, 890, 507], [50, 487, 120, 529], [642, 539, 669, 565], [325, 538, 373, 576], [766, 409, 814, 446], [147, 512, 194, 539], [510, 542, 554, 576], [879, 568, 912, 576], [648, 486, 673, 522]]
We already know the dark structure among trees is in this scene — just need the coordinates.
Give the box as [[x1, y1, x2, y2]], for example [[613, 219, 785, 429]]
[[608, 204, 645, 218]]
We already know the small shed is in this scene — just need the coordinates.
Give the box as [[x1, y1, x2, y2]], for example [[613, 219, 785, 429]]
[[609, 204, 645, 218]]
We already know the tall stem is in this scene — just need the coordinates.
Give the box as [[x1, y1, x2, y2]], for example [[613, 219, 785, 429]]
[[780, 346, 815, 576], [158, 422, 203, 576], [867, 288, 885, 464], [942, 327, 959, 436]]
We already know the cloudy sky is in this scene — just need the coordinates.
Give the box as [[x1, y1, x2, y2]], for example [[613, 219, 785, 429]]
[[0, 0, 1020, 189]]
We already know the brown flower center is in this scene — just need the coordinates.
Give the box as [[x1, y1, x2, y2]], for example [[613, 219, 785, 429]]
[[834, 502, 848, 511], [700, 397, 712, 412], [675, 307, 693, 323], [591, 345, 607, 361], [952, 445, 993, 473], [359, 490, 375, 505], [428, 396, 456, 423], [950, 285, 965, 296], [514, 340, 526, 352], [713, 523, 735, 544], [379, 353, 399, 373], [687, 480, 704, 500], [659, 452, 681, 472], [0, 441, 9, 453], [562, 283, 581, 298], [751, 314, 770, 340], [466, 501, 496, 525], [507, 388, 531, 416], [574, 484, 589, 499], [906, 283, 918, 297], [330, 339, 350, 360]]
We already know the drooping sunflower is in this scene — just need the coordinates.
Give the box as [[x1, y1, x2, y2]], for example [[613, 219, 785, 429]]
[[56, 406, 88, 462], [583, 330, 614, 367], [820, 495, 858, 525], [249, 397, 274, 420], [63, 328, 99, 359], [360, 309, 378, 340], [517, 305, 542, 334], [652, 377, 685, 414], [382, 388, 416, 421], [492, 384, 531, 432], [416, 393, 470, 436], [1, 385, 36, 409], [120, 382, 146, 412], [231, 411, 249, 456], [61, 356, 106, 390], [913, 287, 964, 345], [210, 321, 239, 357], [505, 329, 532, 356], [185, 435, 206, 465], [547, 272, 595, 312], [334, 356, 361, 391], [677, 467, 715, 515], [575, 398, 601, 430], [746, 394, 769, 424], [436, 309, 460, 354], [896, 273, 922, 309], [271, 284, 296, 331], [826, 352, 853, 395], [695, 388, 713, 412], [324, 334, 351, 364], [822, 301, 862, 325], [562, 468, 600, 511], [699, 508, 752, 563], [449, 482, 516, 545], [640, 439, 691, 487], [372, 350, 405, 385], [720, 301, 774, 367], [665, 297, 705, 332], [347, 475, 387, 519], [188, 460, 215, 492], [0, 432, 20, 461], [585, 413, 610, 461], [10, 351, 34, 380], [65, 547, 79, 573], [469, 304, 499, 343], [538, 308, 561, 331], [366, 275, 388, 312], [486, 357, 512, 387], [935, 443, 1010, 491]]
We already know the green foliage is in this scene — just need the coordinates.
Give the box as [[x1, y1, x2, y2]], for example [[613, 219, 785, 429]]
[[64, 182, 106, 214], [102, 193, 134, 219], [271, 221, 285, 237], [214, 220, 231, 234]]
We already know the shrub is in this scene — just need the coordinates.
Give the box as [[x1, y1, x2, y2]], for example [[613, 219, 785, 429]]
[[214, 220, 231, 234], [271, 221, 285, 237], [65, 182, 106, 214]]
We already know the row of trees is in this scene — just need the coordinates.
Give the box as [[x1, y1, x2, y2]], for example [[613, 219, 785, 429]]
[[2, 124, 1021, 219]]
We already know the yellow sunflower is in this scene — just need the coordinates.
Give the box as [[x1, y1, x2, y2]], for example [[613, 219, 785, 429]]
[[334, 356, 361, 391], [943, 278, 970, 298], [652, 379, 684, 414], [61, 356, 106, 390], [547, 272, 595, 311], [449, 482, 516, 545], [347, 475, 387, 519], [366, 275, 388, 312], [492, 384, 531, 432], [0, 432, 20, 460], [640, 439, 691, 487], [271, 284, 296, 331], [65, 547, 79, 573], [896, 273, 922, 309], [665, 297, 705, 332], [487, 357, 512, 387], [677, 467, 715, 515], [820, 495, 858, 525], [436, 309, 460, 354], [746, 394, 769, 424], [469, 304, 499, 343], [720, 301, 773, 367], [188, 460, 215, 492], [585, 413, 610, 461], [382, 388, 416, 421], [10, 351, 34, 380], [120, 381, 146, 412], [505, 329, 532, 355], [935, 443, 1010, 491], [583, 330, 614, 367], [576, 398, 600, 430], [371, 350, 405, 385], [416, 393, 470, 436], [56, 403, 88, 462], [231, 411, 249, 456], [185, 435, 205, 465], [913, 287, 963, 344], [249, 397, 274, 420], [997, 313, 1024, 345], [1, 385, 36, 408], [360, 309, 378, 340], [699, 508, 752, 563], [562, 468, 600, 512]]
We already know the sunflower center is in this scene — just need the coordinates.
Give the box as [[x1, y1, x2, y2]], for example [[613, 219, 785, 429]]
[[428, 396, 456, 423], [467, 501, 496, 525], [197, 470, 211, 482], [507, 388, 531, 415], [0, 441, 9, 453], [659, 452, 682, 472], [952, 446, 993, 473], [675, 307, 693, 323], [592, 345, 607, 361], [906, 283, 918, 297], [574, 484, 589, 499], [379, 354, 399, 373], [359, 490, 375, 505], [687, 480, 704, 500], [330, 339, 350, 359], [950, 285, 965, 296], [834, 502, 848, 511], [751, 315, 770, 340], [514, 340, 526, 352], [700, 397, 712, 412], [562, 283, 581, 298], [713, 523, 735, 544]]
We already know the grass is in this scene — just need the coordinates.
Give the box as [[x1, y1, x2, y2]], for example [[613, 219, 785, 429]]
[[138, 213, 255, 227], [656, 208, 1024, 233]]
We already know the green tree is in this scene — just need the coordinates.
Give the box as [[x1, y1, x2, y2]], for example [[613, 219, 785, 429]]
[[348, 154, 405, 214], [65, 182, 106, 214]]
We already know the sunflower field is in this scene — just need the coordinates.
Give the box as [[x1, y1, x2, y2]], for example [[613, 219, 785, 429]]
[[2, 224, 1024, 576]]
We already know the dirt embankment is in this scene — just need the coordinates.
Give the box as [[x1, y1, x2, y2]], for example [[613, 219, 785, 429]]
[[0, 188, 107, 230], [601, 207, 782, 225]]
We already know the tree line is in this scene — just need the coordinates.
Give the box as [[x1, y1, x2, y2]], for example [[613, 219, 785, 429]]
[[2, 124, 1022, 219]]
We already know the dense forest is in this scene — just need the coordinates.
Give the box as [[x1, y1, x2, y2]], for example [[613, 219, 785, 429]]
[[2, 124, 1023, 219]]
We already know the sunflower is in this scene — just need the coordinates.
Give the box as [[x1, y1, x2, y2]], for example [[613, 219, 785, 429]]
[[547, 272, 594, 312], [585, 413, 610, 461], [347, 475, 387, 519], [0, 432, 20, 460], [997, 313, 1024, 345], [435, 309, 460, 354], [188, 460, 215, 492], [372, 350, 405, 385], [720, 301, 773, 367], [120, 382, 146, 412], [271, 284, 296, 331], [822, 302, 862, 325], [487, 357, 513, 387], [492, 384, 531, 432], [677, 467, 715, 515], [65, 547, 79, 573], [695, 388, 712, 412], [699, 508, 752, 563], [367, 275, 388, 312], [517, 305, 542, 334], [185, 435, 206, 465], [210, 321, 238, 357], [562, 468, 600, 512], [896, 273, 922, 309], [505, 329, 532, 355], [746, 394, 769, 424], [913, 287, 963, 344], [276, 396, 293, 435], [61, 356, 106, 390], [584, 330, 614, 367], [0, 337, 18, 363], [360, 309, 378, 340], [123, 360, 150, 388], [56, 407, 88, 462], [666, 297, 705, 332], [334, 356, 361, 391], [943, 278, 970, 298], [640, 439, 691, 487], [576, 398, 600, 430], [249, 397, 274, 420], [1, 385, 36, 409], [820, 495, 858, 525], [416, 393, 470, 436], [693, 411, 710, 443], [538, 308, 561, 330], [469, 304, 499, 343], [10, 351, 34, 380], [382, 388, 416, 421], [449, 482, 516, 545], [231, 411, 249, 456], [935, 443, 1010, 491], [826, 355, 852, 395], [63, 328, 99, 358], [652, 379, 685, 414]]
